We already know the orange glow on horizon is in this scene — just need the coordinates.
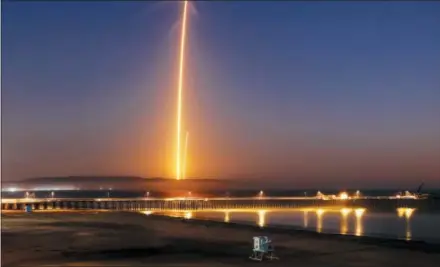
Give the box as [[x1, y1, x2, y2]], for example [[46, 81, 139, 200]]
[[176, 1, 189, 180]]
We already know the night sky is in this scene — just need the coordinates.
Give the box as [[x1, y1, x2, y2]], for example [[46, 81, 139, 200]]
[[2, 1, 440, 188]]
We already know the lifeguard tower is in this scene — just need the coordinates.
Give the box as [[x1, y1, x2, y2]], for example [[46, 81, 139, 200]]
[[249, 236, 278, 261]]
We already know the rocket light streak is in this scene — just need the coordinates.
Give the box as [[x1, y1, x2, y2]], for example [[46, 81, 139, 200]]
[[182, 131, 189, 179], [176, 1, 189, 180]]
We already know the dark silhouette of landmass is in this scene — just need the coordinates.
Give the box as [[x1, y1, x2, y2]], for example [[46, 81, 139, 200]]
[[4, 176, 237, 194]]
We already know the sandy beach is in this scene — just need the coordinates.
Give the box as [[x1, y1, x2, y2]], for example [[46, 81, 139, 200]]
[[2, 211, 440, 267]]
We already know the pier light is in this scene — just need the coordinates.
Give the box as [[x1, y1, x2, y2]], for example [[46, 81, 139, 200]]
[[316, 191, 326, 200], [339, 192, 349, 200]]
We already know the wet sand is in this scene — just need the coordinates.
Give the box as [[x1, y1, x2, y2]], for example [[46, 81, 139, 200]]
[[2, 211, 440, 267]]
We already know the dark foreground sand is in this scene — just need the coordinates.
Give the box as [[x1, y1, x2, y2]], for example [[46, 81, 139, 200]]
[[2, 211, 440, 267]]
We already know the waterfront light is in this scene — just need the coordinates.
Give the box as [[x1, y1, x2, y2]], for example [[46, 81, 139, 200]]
[[339, 192, 349, 200]]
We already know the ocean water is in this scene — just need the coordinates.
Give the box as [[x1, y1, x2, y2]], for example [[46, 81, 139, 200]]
[[163, 209, 440, 244]]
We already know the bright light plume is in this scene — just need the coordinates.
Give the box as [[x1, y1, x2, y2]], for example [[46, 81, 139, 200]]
[[175, 0, 189, 180], [182, 131, 189, 179]]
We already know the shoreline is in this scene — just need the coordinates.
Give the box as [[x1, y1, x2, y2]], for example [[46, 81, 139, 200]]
[[2, 211, 440, 266], [4, 209, 440, 249], [3, 209, 440, 248], [148, 212, 440, 253]]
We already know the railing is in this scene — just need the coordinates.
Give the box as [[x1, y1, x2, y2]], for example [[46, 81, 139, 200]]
[[1, 197, 433, 212]]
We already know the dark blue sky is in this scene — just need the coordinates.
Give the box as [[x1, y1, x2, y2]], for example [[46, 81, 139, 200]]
[[2, 1, 440, 187]]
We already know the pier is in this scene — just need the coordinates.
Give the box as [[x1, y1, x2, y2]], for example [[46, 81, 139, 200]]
[[2, 196, 437, 212]]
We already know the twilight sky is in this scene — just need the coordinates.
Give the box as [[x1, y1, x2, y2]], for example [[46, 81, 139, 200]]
[[2, 1, 440, 188]]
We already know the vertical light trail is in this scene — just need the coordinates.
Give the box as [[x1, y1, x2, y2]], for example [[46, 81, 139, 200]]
[[176, 1, 189, 180], [182, 131, 189, 179]]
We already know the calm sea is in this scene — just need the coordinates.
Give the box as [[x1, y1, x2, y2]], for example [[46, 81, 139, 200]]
[[162, 209, 440, 244]]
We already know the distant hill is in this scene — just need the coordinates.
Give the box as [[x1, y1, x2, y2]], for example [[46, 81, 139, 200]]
[[4, 176, 232, 193], [21, 176, 223, 183]]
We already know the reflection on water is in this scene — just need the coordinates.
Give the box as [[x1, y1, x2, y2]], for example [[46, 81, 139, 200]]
[[184, 211, 192, 219], [303, 211, 308, 228], [316, 209, 325, 233], [355, 208, 365, 236], [224, 211, 230, 223], [397, 208, 415, 241], [340, 208, 351, 235], [257, 210, 266, 227], [149, 206, 439, 243]]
